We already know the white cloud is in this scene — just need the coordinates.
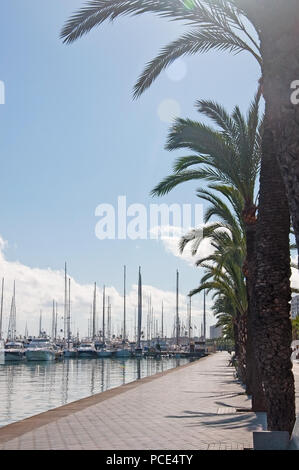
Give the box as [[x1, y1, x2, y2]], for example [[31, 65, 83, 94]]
[[150, 225, 215, 266], [0, 235, 215, 340]]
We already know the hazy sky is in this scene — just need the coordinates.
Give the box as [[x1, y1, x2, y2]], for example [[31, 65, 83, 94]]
[[0, 0, 264, 337]]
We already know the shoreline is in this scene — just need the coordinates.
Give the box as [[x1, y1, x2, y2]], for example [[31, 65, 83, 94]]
[[0, 355, 208, 445]]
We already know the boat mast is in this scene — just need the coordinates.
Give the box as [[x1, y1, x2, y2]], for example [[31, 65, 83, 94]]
[[161, 301, 164, 340], [51, 299, 55, 342], [189, 296, 192, 343], [102, 285, 105, 344], [68, 278, 71, 349], [64, 262, 67, 342], [92, 283, 96, 341], [55, 302, 58, 341], [137, 267, 142, 350], [39, 310, 42, 337], [176, 270, 179, 347], [0, 278, 4, 340], [123, 265, 126, 342], [203, 289, 206, 342]]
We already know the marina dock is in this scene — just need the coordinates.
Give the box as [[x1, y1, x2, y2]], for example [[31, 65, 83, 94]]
[[1, 352, 292, 450]]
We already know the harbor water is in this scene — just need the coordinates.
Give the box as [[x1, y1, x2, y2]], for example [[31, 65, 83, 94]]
[[0, 357, 193, 428]]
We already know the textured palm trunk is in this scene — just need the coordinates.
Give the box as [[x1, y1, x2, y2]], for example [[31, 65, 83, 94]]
[[243, 214, 267, 411], [254, 116, 295, 434], [234, 311, 247, 384], [259, 1, 299, 260], [237, 0, 297, 434]]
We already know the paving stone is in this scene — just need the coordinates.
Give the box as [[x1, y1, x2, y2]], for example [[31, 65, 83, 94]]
[[0, 353, 286, 450]]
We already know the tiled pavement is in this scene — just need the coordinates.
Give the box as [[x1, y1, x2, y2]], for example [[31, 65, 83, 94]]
[[0, 352, 282, 450]]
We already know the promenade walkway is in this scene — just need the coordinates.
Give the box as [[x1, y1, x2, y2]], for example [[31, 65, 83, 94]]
[[0, 352, 273, 450]]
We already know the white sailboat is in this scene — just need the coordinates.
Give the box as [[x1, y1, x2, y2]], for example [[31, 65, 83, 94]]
[[115, 266, 131, 358], [97, 287, 113, 358], [64, 269, 77, 358], [26, 338, 56, 361], [135, 267, 143, 357], [5, 282, 25, 362]]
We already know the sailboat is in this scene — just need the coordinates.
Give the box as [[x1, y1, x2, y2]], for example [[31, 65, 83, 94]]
[[78, 283, 97, 359], [63, 268, 77, 358], [97, 287, 112, 358], [5, 282, 26, 362], [115, 266, 131, 358], [134, 267, 143, 357]]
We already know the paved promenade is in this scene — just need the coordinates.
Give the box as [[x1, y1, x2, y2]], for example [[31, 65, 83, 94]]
[[0, 352, 272, 450]]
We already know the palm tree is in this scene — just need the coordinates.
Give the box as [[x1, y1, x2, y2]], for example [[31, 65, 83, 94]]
[[183, 185, 248, 381], [153, 98, 266, 409], [61, 0, 295, 433], [61, 1, 299, 254]]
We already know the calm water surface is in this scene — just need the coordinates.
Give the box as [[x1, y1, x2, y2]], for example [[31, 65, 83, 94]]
[[0, 357, 192, 428]]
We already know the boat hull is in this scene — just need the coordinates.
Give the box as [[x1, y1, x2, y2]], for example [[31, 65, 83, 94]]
[[5, 351, 25, 362], [114, 349, 131, 358], [77, 351, 97, 359], [26, 350, 56, 361], [97, 350, 112, 358], [63, 350, 77, 358]]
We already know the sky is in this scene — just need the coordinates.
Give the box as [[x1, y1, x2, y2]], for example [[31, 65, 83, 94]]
[[1, 0, 292, 338]]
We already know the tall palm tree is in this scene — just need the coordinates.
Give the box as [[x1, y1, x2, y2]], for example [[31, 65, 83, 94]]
[[61, 1, 299, 254], [183, 185, 248, 381], [153, 98, 266, 409], [61, 0, 295, 432]]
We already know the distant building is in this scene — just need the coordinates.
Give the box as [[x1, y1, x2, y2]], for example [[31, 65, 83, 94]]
[[210, 324, 223, 340], [291, 296, 299, 319]]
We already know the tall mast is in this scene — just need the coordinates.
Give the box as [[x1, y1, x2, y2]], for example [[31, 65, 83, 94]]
[[0, 278, 4, 340], [102, 285, 106, 344], [176, 270, 179, 346], [92, 283, 96, 340], [189, 296, 192, 343], [107, 296, 111, 341], [55, 302, 58, 341], [137, 267, 142, 350], [68, 278, 71, 348], [203, 289, 206, 342], [161, 301, 164, 339], [39, 310, 42, 337], [123, 265, 126, 341], [52, 299, 55, 341], [64, 262, 67, 342]]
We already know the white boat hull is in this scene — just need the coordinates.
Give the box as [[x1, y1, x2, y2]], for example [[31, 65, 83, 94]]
[[5, 351, 25, 362], [114, 349, 131, 358], [64, 350, 77, 358], [77, 351, 97, 359], [26, 350, 56, 361], [97, 350, 112, 358]]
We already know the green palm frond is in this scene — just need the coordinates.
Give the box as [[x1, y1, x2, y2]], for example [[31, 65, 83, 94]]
[[133, 28, 260, 97], [61, 0, 261, 97]]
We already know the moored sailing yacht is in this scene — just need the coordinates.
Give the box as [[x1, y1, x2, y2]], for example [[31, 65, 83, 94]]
[[115, 266, 131, 358], [63, 268, 77, 358], [77, 341, 97, 358], [26, 338, 57, 361], [4, 341, 25, 362], [135, 267, 143, 357]]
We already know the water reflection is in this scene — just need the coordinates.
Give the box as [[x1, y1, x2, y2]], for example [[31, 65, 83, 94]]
[[0, 357, 191, 428]]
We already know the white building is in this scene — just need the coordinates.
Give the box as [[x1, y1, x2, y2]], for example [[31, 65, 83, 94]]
[[210, 324, 223, 340], [291, 296, 299, 319]]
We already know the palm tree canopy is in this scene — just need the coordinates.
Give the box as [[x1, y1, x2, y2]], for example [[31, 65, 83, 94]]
[[61, 0, 261, 97], [152, 95, 261, 207]]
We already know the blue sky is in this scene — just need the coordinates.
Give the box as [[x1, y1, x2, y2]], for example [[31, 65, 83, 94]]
[[0, 0, 261, 336]]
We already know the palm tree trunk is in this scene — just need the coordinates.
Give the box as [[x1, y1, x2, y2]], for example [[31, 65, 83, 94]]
[[243, 0, 299, 257], [234, 311, 247, 384], [254, 115, 295, 435], [243, 217, 267, 411]]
